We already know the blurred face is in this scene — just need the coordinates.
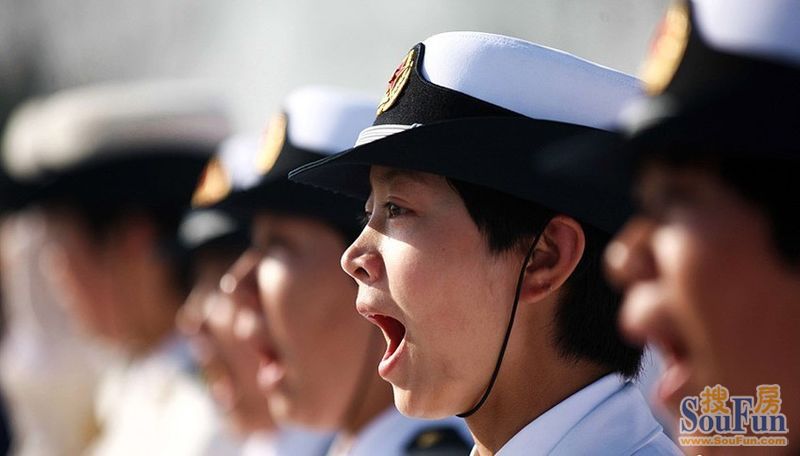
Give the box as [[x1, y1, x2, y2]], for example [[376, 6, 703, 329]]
[[43, 211, 118, 339], [340, 167, 521, 418], [43, 209, 172, 348], [605, 164, 800, 419], [179, 250, 272, 435], [225, 214, 372, 430]]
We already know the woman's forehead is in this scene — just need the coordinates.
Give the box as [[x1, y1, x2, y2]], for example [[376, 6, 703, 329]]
[[368, 166, 446, 190], [251, 212, 340, 239]]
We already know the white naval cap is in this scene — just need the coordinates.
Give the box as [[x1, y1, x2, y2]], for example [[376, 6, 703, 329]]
[[623, 0, 800, 155], [292, 32, 642, 234], [191, 86, 374, 241], [191, 85, 377, 209], [420, 31, 641, 129], [283, 85, 378, 155], [177, 208, 242, 252], [2, 80, 230, 181], [356, 31, 642, 147], [215, 134, 262, 193], [692, 0, 800, 68]]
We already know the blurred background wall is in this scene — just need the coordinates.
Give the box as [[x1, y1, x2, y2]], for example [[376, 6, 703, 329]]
[[0, 0, 670, 133]]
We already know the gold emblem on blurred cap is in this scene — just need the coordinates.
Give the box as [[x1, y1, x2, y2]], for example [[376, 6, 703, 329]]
[[376, 47, 416, 115], [256, 112, 287, 174], [191, 157, 231, 207], [641, 1, 690, 95], [415, 431, 443, 449]]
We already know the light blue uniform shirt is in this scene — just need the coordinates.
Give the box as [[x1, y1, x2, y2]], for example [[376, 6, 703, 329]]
[[328, 407, 472, 456], [472, 374, 682, 455]]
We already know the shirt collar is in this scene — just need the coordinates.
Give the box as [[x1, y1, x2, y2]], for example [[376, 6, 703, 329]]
[[328, 407, 403, 456], [469, 374, 626, 456]]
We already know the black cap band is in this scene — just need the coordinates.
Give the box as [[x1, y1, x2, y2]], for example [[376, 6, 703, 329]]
[[375, 43, 523, 127]]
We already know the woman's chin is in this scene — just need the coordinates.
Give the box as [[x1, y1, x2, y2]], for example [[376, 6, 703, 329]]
[[393, 386, 461, 419]]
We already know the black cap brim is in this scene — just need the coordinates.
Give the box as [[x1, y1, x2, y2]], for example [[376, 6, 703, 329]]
[[17, 151, 211, 210], [624, 0, 800, 162], [289, 116, 633, 234], [212, 174, 365, 243]]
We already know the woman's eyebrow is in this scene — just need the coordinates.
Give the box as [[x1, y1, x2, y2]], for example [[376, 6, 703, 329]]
[[373, 168, 434, 187]]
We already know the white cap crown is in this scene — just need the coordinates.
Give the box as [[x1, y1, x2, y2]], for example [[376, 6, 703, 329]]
[[420, 31, 642, 130]]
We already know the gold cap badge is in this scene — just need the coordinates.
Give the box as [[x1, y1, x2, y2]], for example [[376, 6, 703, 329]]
[[641, 1, 690, 95], [376, 48, 416, 115], [256, 112, 287, 174], [191, 157, 231, 207], [415, 431, 443, 449]]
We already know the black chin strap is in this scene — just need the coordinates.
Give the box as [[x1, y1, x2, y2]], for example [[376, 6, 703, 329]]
[[457, 221, 550, 418]]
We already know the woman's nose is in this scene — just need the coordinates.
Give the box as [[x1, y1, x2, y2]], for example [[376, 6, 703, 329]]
[[340, 228, 383, 286]]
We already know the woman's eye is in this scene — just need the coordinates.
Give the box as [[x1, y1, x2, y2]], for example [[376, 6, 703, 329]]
[[385, 202, 407, 218]]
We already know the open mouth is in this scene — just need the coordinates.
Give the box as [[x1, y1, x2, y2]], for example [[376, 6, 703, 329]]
[[255, 342, 279, 365], [619, 285, 694, 406], [652, 334, 692, 406], [233, 314, 285, 392], [255, 344, 285, 391], [365, 313, 408, 378], [369, 314, 406, 358]]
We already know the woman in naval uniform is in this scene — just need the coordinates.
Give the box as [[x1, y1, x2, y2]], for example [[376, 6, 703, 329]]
[[289, 33, 681, 456], [194, 86, 472, 455]]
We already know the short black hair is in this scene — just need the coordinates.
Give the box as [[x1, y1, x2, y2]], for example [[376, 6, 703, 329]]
[[643, 149, 800, 267], [35, 153, 210, 297], [43, 199, 190, 298], [63, 202, 184, 244], [448, 178, 643, 378]]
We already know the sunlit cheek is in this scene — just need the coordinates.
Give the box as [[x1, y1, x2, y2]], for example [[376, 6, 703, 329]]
[[400, 299, 488, 417], [379, 242, 428, 316]]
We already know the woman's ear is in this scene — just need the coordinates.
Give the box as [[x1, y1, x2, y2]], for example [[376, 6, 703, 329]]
[[519, 215, 586, 304]]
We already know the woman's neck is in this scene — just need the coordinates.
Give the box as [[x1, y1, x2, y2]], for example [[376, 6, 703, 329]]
[[465, 327, 608, 455]]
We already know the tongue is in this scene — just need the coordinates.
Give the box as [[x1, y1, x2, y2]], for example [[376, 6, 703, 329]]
[[373, 315, 406, 358]]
